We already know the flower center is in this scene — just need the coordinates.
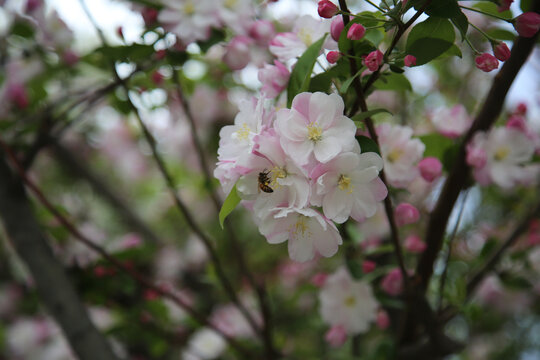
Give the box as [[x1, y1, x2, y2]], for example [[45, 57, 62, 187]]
[[183, 1, 196, 15], [387, 148, 402, 163], [297, 28, 313, 46], [494, 147, 509, 161], [270, 166, 287, 189], [344, 295, 356, 307], [224, 0, 238, 8], [234, 123, 251, 141], [307, 123, 323, 142], [338, 174, 353, 193], [292, 215, 310, 237]]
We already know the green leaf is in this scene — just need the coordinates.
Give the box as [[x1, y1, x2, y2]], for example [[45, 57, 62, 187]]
[[418, 133, 454, 160], [373, 73, 412, 92], [423, 0, 461, 18], [352, 108, 392, 123], [473, 2, 513, 20], [451, 11, 469, 41], [198, 29, 225, 53], [356, 135, 381, 155], [219, 183, 241, 228], [521, 0, 533, 12], [406, 17, 456, 66], [11, 20, 35, 38], [487, 28, 516, 41], [340, 71, 361, 94], [287, 35, 327, 107]]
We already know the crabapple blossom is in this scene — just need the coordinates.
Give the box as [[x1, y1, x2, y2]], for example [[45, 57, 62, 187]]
[[466, 127, 540, 189], [183, 328, 226, 360], [158, 0, 214, 45], [258, 60, 290, 98], [404, 234, 426, 253], [380, 268, 403, 296], [363, 50, 383, 71], [311, 273, 328, 287], [318, 0, 339, 19], [430, 104, 472, 138], [215, 0, 255, 35], [362, 260, 376, 273], [418, 157, 442, 182], [325, 325, 347, 347], [275, 92, 357, 166], [319, 267, 378, 334], [475, 53, 499, 72], [223, 36, 252, 70], [376, 123, 425, 188], [493, 42, 511, 61], [311, 152, 387, 223], [376, 310, 390, 330], [395, 203, 420, 226], [330, 16, 344, 41], [249, 20, 275, 45], [513, 12, 540, 38], [259, 207, 342, 262], [347, 23, 366, 40], [326, 51, 341, 64], [404, 55, 416, 67], [498, 0, 513, 12]]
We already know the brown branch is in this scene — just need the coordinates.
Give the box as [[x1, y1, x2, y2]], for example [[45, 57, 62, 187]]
[[416, 20, 540, 292], [0, 138, 255, 359], [0, 149, 120, 360]]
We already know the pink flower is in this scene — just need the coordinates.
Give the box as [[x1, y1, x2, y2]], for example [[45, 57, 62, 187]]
[[404, 55, 416, 67], [347, 23, 366, 40], [404, 234, 426, 253], [258, 60, 290, 98], [394, 203, 420, 226], [151, 70, 164, 85], [223, 36, 252, 71], [515, 102, 528, 115], [498, 0, 513, 12], [249, 20, 275, 45], [7, 83, 29, 109], [466, 144, 487, 169], [376, 310, 390, 330], [475, 53, 499, 72], [430, 104, 472, 139], [330, 16, 344, 41], [362, 260, 376, 273], [325, 325, 347, 347], [381, 268, 403, 296], [25, 0, 42, 13], [318, 0, 339, 19], [363, 50, 383, 71], [311, 273, 328, 287], [493, 42, 511, 61], [513, 12, 540, 38], [142, 7, 158, 26], [62, 50, 79, 66], [326, 51, 341, 64], [418, 157, 442, 182], [506, 115, 527, 133]]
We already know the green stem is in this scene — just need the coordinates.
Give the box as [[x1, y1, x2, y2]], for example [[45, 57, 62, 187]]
[[365, 0, 385, 12], [460, 5, 512, 22], [464, 35, 482, 55], [469, 22, 497, 43]]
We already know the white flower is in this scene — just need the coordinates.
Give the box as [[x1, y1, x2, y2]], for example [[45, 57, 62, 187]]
[[467, 127, 540, 189], [259, 207, 342, 262], [319, 267, 378, 334], [158, 0, 215, 45], [275, 92, 357, 167], [430, 105, 472, 138], [183, 328, 226, 360], [377, 123, 425, 188], [311, 152, 387, 223]]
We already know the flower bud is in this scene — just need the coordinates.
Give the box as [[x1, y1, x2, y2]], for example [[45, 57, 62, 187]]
[[498, 0, 513, 12], [404, 54, 416, 67], [7, 83, 29, 109], [330, 16, 344, 41], [513, 12, 540, 38], [363, 49, 383, 71], [404, 234, 426, 253], [466, 145, 487, 168], [418, 157, 442, 182], [475, 53, 499, 72], [318, 0, 339, 19], [326, 51, 341, 64], [362, 260, 376, 274], [347, 23, 366, 40], [62, 50, 79, 66], [492, 42, 511, 61], [381, 268, 403, 296], [515, 102, 527, 115], [376, 310, 390, 330], [394, 203, 420, 226], [310, 273, 328, 287], [325, 325, 347, 347], [142, 7, 158, 26], [258, 60, 290, 98], [249, 20, 275, 45], [223, 36, 252, 70], [151, 70, 164, 85]]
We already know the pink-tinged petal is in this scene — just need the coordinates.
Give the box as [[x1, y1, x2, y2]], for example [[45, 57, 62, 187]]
[[370, 177, 388, 201], [333, 152, 360, 172], [357, 152, 383, 171], [314, 136, 341, 163], [352, 166, 380, 184], [288, 233, 315, 262], [309, 92, 342, 128], [280, 112, 309, 141], [323, 188, 351, 223], [291, 92, 313, 120], [284, 139, 314, 165], [313, 226, 340, 257]]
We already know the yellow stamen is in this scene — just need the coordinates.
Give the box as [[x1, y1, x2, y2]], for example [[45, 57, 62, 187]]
[[338, 174, 353, 193], [494, 147, 509, 161], [183, 1, 195, 15], [224, 0, 238, 8], [307, 123, 323, 142], [234, 123, 251, 141], [344, 295, 356, 307], [293, 216, 310, 237], [297, 28, 313, 46], [387, 148, 402, 163], [270, 166, 287, 189]]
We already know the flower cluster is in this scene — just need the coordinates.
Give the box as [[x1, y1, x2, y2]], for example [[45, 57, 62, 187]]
[[215, 92, 387, 262]]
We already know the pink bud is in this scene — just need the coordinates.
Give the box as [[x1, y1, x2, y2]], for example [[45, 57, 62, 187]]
[[404, 55, 416, 67], [363, 50, 384, 72], [418, 157, 442, 182], [514, 12, 540, 38], [326, 51, 341, 64], [7, 83, 29, 109], [347, 23, 366, 40], [62, 50, 79, 66], [25, 0, 41, 13], [223, 36, 252, 70], [330, 16, 345, 41], [376, 310, 390, 330], [506, 115, 527, 132], [249, 20, 275, 45], [318, 0, 339, 19], [311, 273, 328, 287], [325, 325, 347, 347], [362, 260, 376, 273], [381, 268, 403, 296], [498, 0, 513, 12], [258, 60, 290, 98], [475, 53, 499, 72], [466, 144, 487, 168], [515, 102, 527, 115], [394, 203, 420, 226], [151, 70, 164, 85], [404, 234, 426, 253], [155, 49, 167, 60], [493, 42, 511, 61], [142, 7, 158, 26]]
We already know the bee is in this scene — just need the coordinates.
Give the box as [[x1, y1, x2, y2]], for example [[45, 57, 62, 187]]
[[258, 169, 274, 193]]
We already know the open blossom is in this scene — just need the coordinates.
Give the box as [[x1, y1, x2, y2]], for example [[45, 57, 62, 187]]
[[158, 0, 214, 45], [258, 61, 290, 98], [259, 207, 342, 262], [430, 104, 472, 138], [183, 328, 226, 360], [275, 92, 357, 166], [377, 124, 425, 188], [311, 152, 387, 223], [363, 50, 383, 71], [319, 267, 378, 334], [215, 0, 255, 35], [466, 127, 540, 188]]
